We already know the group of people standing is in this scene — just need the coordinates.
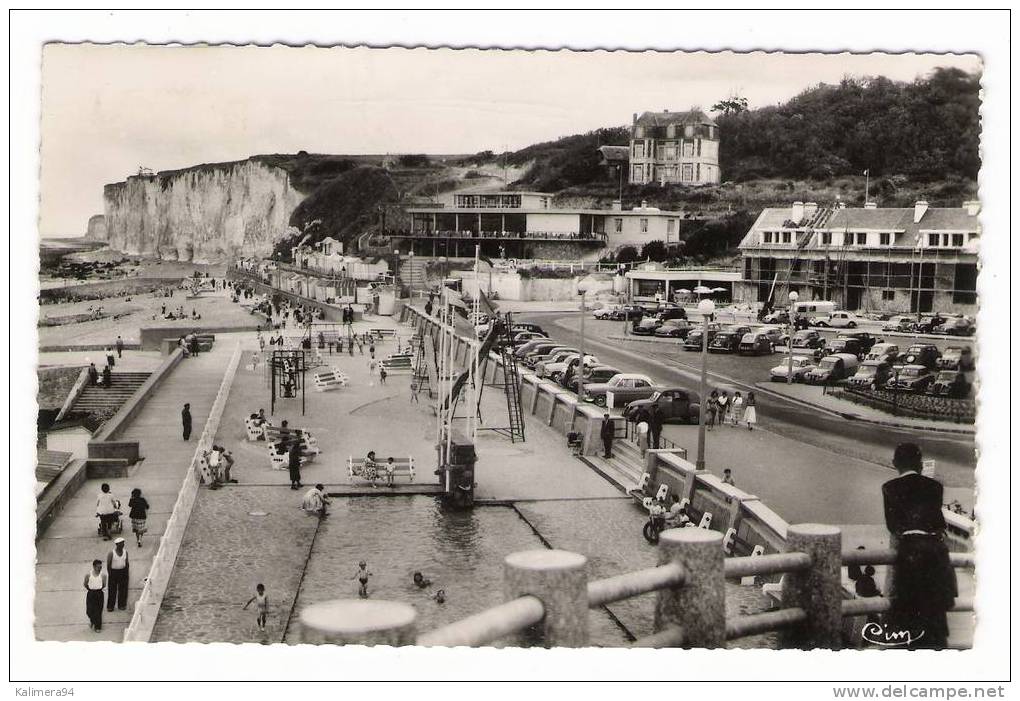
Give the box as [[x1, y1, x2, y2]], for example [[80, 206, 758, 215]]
[[85, 484, 150, 632], [706, 389, 757, 431]]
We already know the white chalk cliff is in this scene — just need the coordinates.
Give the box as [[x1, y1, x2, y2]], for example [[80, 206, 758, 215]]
[[101, 159, 304, 262]]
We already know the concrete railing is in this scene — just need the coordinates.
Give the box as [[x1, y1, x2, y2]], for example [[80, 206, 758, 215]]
[[123, 341, 243, 642], [296, 527, 975, 649]]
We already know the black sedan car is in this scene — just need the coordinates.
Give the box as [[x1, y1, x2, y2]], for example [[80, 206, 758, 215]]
[[708, 331, 743, 353], [886, 365, 936, 393], [840, 332, 881, 353]]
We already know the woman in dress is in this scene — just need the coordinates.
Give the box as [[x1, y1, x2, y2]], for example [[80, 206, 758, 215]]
[[744, 392, 758, 431], [730, 391, 744, 426], [83, 559, 107, 632], [706, 390, 719, 430], [128, 488, 149, 547], [717, 391, 730, 426]]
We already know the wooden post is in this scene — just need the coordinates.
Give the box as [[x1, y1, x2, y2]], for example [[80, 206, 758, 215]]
[[504, 549, 589, 648], [297, 599, 417, 646], [781, 523, 843, 649], [655, 528, 725, 648]]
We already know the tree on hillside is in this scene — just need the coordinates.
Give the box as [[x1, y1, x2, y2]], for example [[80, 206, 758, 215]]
[[711, 95, 749, 115], [640, 240, 669, 262], [615, 246, 640, 265]]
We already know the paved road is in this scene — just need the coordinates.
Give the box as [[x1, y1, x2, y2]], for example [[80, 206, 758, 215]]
[[518, 312, 977, 500]]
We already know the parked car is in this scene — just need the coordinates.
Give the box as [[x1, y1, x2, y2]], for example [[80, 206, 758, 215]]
[[511, 331, 546, 345], [804, 353, 860, 385], [654, 319, 693, 339], [708, 331, 743, 353], [770, 356, 816, 382], [682, 324, 722, 350], [528, 346, 577, 371], [886, 364, 936, 393], [583, 373, 657, 407], [811, 310, 862, 329], [790, 329, 826, 350], [937, 346, 975, 371], [758, 325, 786, 347], [632, 317, 663, 336], [896, 344, 940, 370], [915, 313, 950, 334], [840, 332, 882, 353], [568, 365, 621, 393], [882, 316, 916, 333], [865, 343, 900, 364], [601, 374, 660, 409], [545, 353, 598, 383], [939, 317, 976, 337], [535, 350, 577, 378], [926, 370, 971, 398], [593, 304, 623, 320], [623, 388, 701, 425], [614, 305, 645, 321], [762, 309, 790, 325], [514, 339, 556, 359], [657, 307, 688, 322], [825, 337, 867, 360], [847, 360, 893, 390], [738, 332, 774, 355], [513, 323, 546, 336], [557, 355, 601, 387]]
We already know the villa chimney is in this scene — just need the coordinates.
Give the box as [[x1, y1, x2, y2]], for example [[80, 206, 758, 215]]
[[864, 202, 878, 210], [633, 112, 638, 125], [913, 200, 929, 223], [963, 200, 981, 216], [611, 199, 622, 212], [803, 202, 818, 219], [791, 201, 805, 222]]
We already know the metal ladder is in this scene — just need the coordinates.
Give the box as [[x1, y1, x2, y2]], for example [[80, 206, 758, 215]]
[[489, 312, 526, 443]]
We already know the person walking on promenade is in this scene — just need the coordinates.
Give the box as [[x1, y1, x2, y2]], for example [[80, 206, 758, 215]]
[[105, 346, 115, 368], [600, 413, 615, 459], [348, 336, 355, 356], [128, 488, 149, 548], [744, 392, 757, 431], [369, 342, 376, 360], [106, 538, 130, 612], [115, 335, 124, 359], [181, 403, 192, 441], [83, 559, 107, 632], [730, 391, 744, 426], [96, 483, 120, 541], [649, 405, 663, 450], [288, 440, 303, 490], [101, 364, 112, 388], [243, 583, 269, 633], [87, 362, 99, 386], [882, 442, 957, 649], [717, 390, 730, 426], [706, 390, 719, 431], [379, 366, 387, 385]]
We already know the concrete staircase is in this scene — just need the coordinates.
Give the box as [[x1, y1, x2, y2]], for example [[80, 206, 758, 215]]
[[585, 437, 647, 493], [70, 372, 151, 415], [398, 257, 428, 292]]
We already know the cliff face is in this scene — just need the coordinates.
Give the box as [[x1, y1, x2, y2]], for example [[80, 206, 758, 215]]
[[102, 159, 304, 262], [85, 214, 106, 240]]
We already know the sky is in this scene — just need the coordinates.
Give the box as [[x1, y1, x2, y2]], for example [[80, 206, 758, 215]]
[[38, 44, 980, 237]]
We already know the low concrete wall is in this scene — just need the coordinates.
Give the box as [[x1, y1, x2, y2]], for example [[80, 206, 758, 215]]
[[86, 458, 133, 479], [87, 442, 140, 467], [35, 458, 88, 539], [226, 271, 362, 324], [139, 326, 241, 351]]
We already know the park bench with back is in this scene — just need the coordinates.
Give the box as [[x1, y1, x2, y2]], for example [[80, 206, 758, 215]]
[[347, 455, 416, 484], [263, 426, 321, 469], [369, 328, 398, 341], [380, 352, 413, 373]]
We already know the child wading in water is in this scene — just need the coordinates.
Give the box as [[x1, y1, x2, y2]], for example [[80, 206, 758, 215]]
[[352, 561, 373, 597], [243, 583, 269, 632]]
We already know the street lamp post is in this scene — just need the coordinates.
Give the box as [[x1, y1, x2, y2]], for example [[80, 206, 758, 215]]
[[695, 298, 715, 470], [787, 291, 799, 384]]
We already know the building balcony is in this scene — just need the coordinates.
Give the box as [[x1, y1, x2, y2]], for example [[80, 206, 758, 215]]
[[389, 230, 608, 244]]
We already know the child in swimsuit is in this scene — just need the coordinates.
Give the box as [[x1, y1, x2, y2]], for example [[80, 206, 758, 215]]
[[412, 571, 431, 589], [433, 589, 446, 605], [243, 583, 269, 632], [352, 561, 372, 598]]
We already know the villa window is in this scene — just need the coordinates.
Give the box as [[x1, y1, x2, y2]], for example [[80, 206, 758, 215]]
[[928, 233, 940, 247], [614, 218, 622, 233], [685, 125, 694, 137], [640, 218, 649, 233], [821, 232, 832, 245], [633, 142, 645, 158], [882, 290, 896, 301], [880, 233, 891, 246], [763, 232, 773, 244], [952, 233, 964, 247], [781, 232, 792, 244], [855, 232, 867, 245], [667, 220, 675, 235], [683, 142, 694, 157]]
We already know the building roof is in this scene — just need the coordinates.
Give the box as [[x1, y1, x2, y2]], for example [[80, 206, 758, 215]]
[[635, 109, 717, 128], [405, 206, 685, 217], [37, 449, 72, 484], [597, 145, 630, 163], [738, 204, 981, 250]]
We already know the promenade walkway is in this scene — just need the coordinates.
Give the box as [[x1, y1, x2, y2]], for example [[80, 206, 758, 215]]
[[34, 342, 236, 641]]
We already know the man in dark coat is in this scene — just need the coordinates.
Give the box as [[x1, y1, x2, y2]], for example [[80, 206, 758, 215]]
[[600, 413, 615, 459], [87, 362, 99, 386], [181, 403, 192, 440], [649, 405, 663, 450], [882, 442, 957, 649], [288, 440, 303, 490], [115, 335, 124, 358]]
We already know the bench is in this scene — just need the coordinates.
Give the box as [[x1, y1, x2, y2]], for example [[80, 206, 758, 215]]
[[380, 354, 413, 374], [268, 443, 318, 470], [244, 416, 269, 441], [370, 328, 398, 340], [313, 369, 349, 392], [263, 426, 320, 451], [347, 456, 416, 484]]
